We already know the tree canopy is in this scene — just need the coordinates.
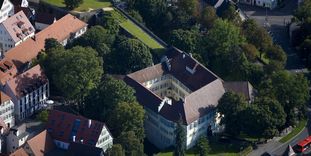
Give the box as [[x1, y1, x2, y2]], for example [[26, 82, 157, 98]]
[[64, 0, 83, 9], [109, 38, 153, 74], [174, 119, 186, 156]]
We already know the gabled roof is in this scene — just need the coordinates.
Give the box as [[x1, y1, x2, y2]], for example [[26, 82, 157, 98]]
[[6, 64, 48, 98], [46, 110, 109, 146], [2, 10, 35, 43], [125, 47, 226, 124], [223, 81, 255, 101], [26, 130, 55, 156], [2, 13, 87, 69], [9, 148, 28, 156], [0, 91, 11, 104]]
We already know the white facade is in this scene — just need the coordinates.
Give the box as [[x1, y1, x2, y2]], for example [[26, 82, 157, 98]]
[[95, 126, 113, 151], [142, 74, 220, 150], [6, 127, 29, 153], [15, 83, 49, 121], [0, 0, 14, 23], [60, 26, 87, 46], [239, 0, 277, 9], [0, 99, 14, 128]]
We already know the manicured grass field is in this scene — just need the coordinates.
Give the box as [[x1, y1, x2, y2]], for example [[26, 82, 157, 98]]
[[279, 119, 307, 143], [120, 20, 164, 50], [42, 0, 112, 12]]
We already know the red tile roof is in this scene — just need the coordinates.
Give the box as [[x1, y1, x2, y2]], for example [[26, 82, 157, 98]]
[[0, 91, 11, 104], [6, 64, 48, 98], [2, 10, 35, 43], [26, 130, 55, 156], [47, 110, 108, 146], [3, 13, 87, 69], [9, 148, 28, 156]]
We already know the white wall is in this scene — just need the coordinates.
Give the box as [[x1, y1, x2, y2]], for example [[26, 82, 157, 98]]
[[0, 0, 14, 23], [0, 99, 15, 128], [16, 83, 49, 121], [96, 126, 113, 151], [6, 131, 29, 153]]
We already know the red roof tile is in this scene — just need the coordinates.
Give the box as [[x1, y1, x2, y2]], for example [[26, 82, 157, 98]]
[[26, 130, 55, 156], [9, 148, 28, 156], [6, 64, 47, 98], [47, 110, 108, 146], [3, 14, 87, 69], [0, 91, 11, 104]]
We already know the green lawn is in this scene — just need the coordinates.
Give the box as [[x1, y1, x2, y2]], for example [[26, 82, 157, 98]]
[[42, 0, 112, 12], [279, 119, 307, 143], [120, 20, 164, 50]]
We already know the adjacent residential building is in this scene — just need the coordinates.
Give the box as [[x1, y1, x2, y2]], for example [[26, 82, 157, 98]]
[[23, 130, 55, 156], [6, 124, 29, 153], [0, 10, 35, 56], [0, 91, 14, 128], [124, 48, 226, 149], [46, 110, 113, 152], [34, 12, 57, 31], [3, 64, 49, 121], [1, 13, 87, 69], [0, 0, 14, 23]]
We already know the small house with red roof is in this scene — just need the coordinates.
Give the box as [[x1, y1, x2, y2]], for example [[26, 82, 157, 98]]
[[46, 110, 113, 152]]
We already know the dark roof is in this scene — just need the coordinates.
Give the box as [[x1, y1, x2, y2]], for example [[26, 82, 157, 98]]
[[67, 142, 103, 156], [0, 0, 4, 9], [125, 47, 226, 124], [35, 12, 57, 25], [46, 110, 109, 146], [223, 81, 254, 101], [10, 0, 22, 6]]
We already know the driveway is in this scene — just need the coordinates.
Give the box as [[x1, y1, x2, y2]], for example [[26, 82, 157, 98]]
[[239, 0, 304, 70]]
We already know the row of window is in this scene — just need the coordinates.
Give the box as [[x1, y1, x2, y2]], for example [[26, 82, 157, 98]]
[[1, 112, 13, 120], [0, 105, 13, 115]]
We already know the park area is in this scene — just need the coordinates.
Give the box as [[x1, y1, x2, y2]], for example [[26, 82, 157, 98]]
[[42, 0, 112, 12]]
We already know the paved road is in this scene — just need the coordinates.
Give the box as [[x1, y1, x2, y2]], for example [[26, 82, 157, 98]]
[[239, 1, 310, 156]]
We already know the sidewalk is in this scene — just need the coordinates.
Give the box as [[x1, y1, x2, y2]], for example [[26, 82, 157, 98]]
[[248, 139, 282, 156]]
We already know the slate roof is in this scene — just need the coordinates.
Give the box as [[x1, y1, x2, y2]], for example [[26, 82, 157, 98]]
[[6, 64, 48, 98], [125, 47, 226, 124], [46, 110, 110, 146]]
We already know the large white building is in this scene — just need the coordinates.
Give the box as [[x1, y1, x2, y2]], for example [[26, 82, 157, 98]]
[[125, 47, 254, 149], [3, 64, 49, 121], [0, 0, 14, 23], [46, 110, 113, 152], [0, 91, 14, 128], [0, 10, 35, 56]]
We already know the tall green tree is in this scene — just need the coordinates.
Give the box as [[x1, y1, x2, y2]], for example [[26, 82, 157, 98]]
[[202, 19, 245, 58], [117, 131, 145, 156], [109, 101, 145, 141], [243, 97, 286, 138], [221, 3, 241, 26], [44, 38, 62, 51], [242, 19, 273, 55], [174, 119, 186, 156], [51, 46, 103, 108], [109, 38, 153, 74], [196, 136, 210, 156], [265, 45, 287, 66], [105, 144, 125, 156], [200, 5, 218, 29], [64, 0, 83, 9], [84, 75, 136, 121], [169, 27, 201, 53], [217, 92, 248, 135]]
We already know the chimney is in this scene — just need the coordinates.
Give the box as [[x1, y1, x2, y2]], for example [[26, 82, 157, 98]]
[[88, 119, 91, 128], [183, 54, 186, 59], [72, 135, 76, 142]]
